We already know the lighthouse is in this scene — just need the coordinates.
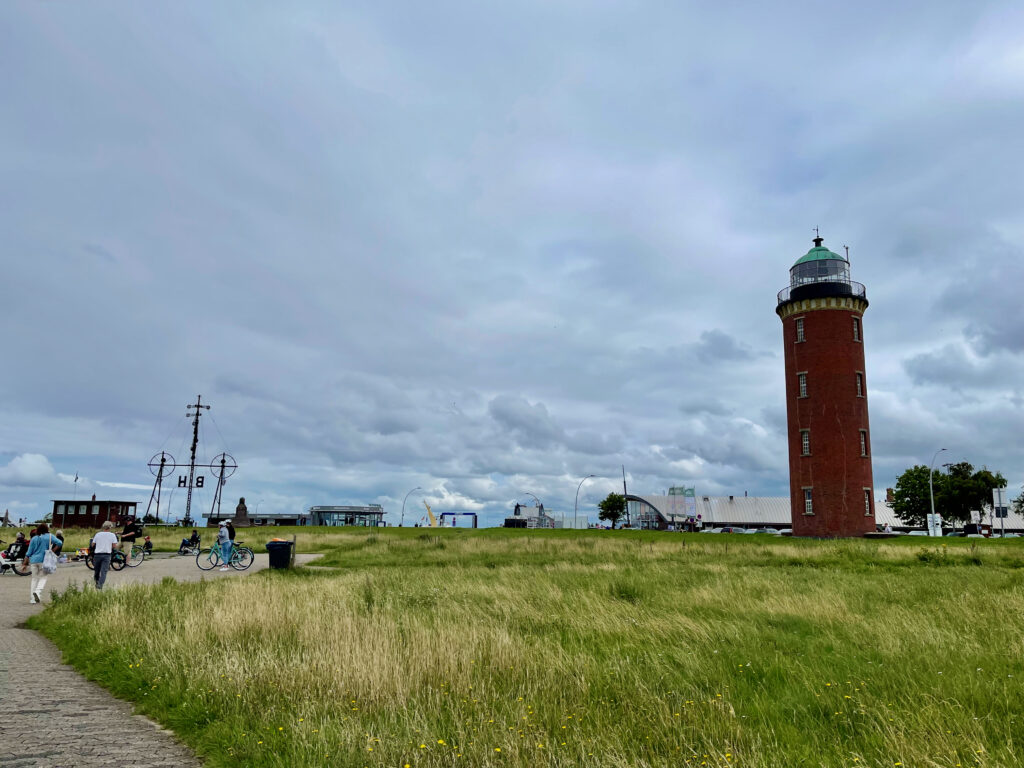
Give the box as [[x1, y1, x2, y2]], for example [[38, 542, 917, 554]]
[[776, 235, 875, 537]]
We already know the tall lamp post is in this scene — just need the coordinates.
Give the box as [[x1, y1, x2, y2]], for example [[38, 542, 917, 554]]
[[574, 475, 595, 528], [928, 448, 947, 535], [521, 491, 541, 506], [400, 487, 422, 527]]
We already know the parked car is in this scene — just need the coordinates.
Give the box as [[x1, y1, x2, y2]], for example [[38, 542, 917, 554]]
[[907, 530, 928, 536], [720, 526, 747, 534], [775, 528, 792, 536], [943, 531, 964, 537], [749, 527, 779, 534]]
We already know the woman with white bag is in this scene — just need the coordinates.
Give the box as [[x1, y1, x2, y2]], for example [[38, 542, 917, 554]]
[[21, 522, 60, 604]]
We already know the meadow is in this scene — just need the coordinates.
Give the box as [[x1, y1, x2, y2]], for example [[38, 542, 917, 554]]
[[30, 528, 1024, 768]]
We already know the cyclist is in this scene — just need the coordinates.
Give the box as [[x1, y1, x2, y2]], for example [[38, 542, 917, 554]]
[[119, 516, 142, 559], [217, 521, 232, 571]]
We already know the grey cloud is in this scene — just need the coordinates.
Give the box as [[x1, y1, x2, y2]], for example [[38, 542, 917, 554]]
[[488, 395, 564, 446], [903, 344, 1024, 392], [695, 330, 758, 363]]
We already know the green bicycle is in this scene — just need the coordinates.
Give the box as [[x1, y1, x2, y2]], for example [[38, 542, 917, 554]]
[[195, 540, 254, 571]]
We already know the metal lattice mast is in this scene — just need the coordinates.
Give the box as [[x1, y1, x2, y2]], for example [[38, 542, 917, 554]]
[[184, 395, 210, 526]]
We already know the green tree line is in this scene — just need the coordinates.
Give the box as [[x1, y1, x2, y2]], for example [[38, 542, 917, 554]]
[[891, 461, 1006, 528]]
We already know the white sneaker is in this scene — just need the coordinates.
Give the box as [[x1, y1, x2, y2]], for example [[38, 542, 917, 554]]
[[219, 566, 229, 571]]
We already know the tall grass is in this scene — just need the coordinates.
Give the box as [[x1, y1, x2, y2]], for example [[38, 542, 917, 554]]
[[31, 531, 1024, 767]]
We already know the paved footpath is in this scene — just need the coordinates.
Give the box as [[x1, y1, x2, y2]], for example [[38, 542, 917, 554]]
[[0, 552, 319, 768]]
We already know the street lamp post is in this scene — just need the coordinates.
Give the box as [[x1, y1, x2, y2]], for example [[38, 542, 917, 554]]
[[929, 448, 947, 536], [574, 475, 595, 529], [400, 487, 422, 527]]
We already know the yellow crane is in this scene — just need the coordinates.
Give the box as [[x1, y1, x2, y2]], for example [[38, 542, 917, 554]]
[[423, 500, 438, 527]]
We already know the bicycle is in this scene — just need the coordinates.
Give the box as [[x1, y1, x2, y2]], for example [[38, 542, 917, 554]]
[[84, 549, 128, 571], [196, 540, 254, 571], [124, 542, 148, 568]]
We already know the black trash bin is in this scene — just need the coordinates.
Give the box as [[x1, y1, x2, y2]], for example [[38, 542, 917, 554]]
[[265, 540, 293, 569]]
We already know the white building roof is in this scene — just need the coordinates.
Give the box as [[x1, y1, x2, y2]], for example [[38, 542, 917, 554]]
[[632, 494, 791, 525], [632, 493, 1023, 531]]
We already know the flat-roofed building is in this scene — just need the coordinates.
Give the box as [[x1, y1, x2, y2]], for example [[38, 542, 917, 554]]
[[50, 495, 138, 528], [308, 505, 385, 527]]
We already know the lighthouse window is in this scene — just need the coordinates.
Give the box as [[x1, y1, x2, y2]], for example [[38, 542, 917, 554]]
[[798, 372, 808, 398], [795, 318, 805, 342], [853, 317, 861, 342], [859, 429, 869, 457], [800, 429, 810, 456], [856, 372, 864, 397], [803, 488, 814, 515], [864, 489, 873, 516]]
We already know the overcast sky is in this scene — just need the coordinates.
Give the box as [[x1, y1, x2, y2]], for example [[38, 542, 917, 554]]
[[2, 1, 1022, 526]]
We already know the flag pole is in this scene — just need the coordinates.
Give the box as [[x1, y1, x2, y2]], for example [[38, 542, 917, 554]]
[[68, 472, 79, 528]]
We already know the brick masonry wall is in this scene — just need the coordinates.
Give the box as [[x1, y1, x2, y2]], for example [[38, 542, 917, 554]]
[[779, 299, 875, 537]]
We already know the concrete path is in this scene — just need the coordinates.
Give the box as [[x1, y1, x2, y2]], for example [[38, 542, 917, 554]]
[[0, 552, 319, 767]]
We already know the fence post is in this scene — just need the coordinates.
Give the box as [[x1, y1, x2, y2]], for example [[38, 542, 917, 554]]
[[290, 534, 296, 568]]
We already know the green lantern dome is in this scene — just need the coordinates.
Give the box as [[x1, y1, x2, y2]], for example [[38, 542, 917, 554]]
[[778, 234, 867, 306], [792, 237, 846, 267]]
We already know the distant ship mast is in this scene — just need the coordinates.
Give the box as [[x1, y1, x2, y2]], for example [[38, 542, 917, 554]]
[[146, 395, 236, 525]]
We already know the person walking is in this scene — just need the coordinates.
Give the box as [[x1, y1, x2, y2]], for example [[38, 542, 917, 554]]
[[22, 522, 60, 604], [92, 521, 120, 590], [217, 521, 232, 571]]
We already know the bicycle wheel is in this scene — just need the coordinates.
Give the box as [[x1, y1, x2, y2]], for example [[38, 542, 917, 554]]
[[126, 545, 145, 567], [110, 551, 127, 571], [196, 548, 220, 570], [13, 560, 31, 576], [230, 547, 254, 571], [85, 554, 95, 570]]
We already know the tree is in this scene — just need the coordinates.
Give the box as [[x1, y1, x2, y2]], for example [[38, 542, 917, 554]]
[[1013, 486, 1024, 516], [597, 493, 626, 529], [890, 465, 932, 527], [892, 462, 1006, 528]]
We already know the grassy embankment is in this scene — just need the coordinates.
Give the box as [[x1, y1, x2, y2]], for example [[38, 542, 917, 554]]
[[30, 529, 1024, 768]]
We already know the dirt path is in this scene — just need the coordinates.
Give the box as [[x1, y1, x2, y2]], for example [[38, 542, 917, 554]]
[[0, 552, 319, 767]]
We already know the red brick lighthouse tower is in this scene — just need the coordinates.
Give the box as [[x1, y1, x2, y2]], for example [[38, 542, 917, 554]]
[[776, 235, 875, 537]]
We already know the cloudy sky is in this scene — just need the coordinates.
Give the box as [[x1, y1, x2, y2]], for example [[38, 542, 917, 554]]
[[2, 1, 1022, 526]]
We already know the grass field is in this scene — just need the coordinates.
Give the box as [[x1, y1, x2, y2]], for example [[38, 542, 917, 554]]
[[29, 529, 1024, 768]]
